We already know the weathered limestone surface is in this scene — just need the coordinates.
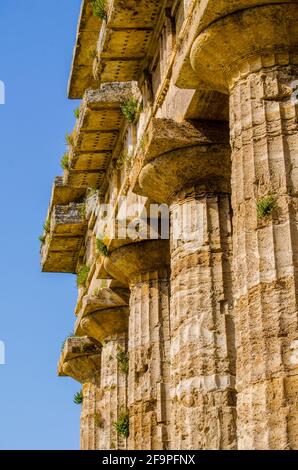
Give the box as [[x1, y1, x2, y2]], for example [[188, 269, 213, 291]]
[[75, 293, 129, 449], [105, 241, 171, 449], [191, 3, 298, 449], [99, 333, 128, 450], [58, 337, 102, 450], [137, 125, 236, 449], [41, 202, 87, 273], [43, 0, 298, 452]]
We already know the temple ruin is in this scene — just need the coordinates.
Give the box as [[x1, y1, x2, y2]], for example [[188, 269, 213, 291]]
[[41, 0, 298, 450]]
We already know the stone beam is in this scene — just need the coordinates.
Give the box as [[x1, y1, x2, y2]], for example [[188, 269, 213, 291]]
[[50, 176, 86, 206], [41, 202, 87, 273], [68, 0, 102, 99], [65, 82, 139, 189], [93, 0, 166, 83]]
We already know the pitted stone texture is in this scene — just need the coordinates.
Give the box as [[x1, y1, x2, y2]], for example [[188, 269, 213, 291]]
[[128, 272, 171, 450], [58, 336, 101, 384], [41, 202, 87, 273], [230, 64, 298, 449], [189, 3, 298, 93], [104, 241, 171, 449], [58, 337, 102, 450], [99, 334, 128, 450], [81, 381, 103, 450], [170, 189, 236, 450], [68, 0, 101, 99]]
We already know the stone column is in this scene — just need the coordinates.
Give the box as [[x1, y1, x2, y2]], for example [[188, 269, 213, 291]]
[[58, 337, 102, 450], [191, 3, 298, 449], [104, 240, 171, 450], [77, 307, 129, 450], [138, 135, 236, 449]]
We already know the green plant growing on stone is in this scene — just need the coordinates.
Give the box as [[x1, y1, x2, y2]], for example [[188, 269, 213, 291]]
[[73, 390, 83, 405], [116, 150, 133, 170], [117, 350, 129, 375], [113, 410, 129, 438], [65, 132, 74, 147], [88, 47, 98, 61], [43, 218, 51, 233], [74, 107, 80, 119], [121, 97, 138, 124], [257, 195, 277, 219], [96, 238, 109, 257], [39, 234, 46, 244], [60, 153, 69, 170], [80, 204, 86, 219], [77, 265, 90, 288], [91, 0, 107, 20]]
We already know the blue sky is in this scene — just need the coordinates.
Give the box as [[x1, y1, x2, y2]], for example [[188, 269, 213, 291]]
[[0, 0, 83, 449]]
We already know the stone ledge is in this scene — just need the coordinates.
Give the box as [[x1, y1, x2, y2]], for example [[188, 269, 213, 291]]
[[93, 0, 166, 83], [58, 336, 101, 383], [50, 176, 86, 206], [79, 287, 129, 317], [75, 306, 129, 344], [41, 202, 87, 273], [65, 82, 139, 189], [68, 0, 102, 99]]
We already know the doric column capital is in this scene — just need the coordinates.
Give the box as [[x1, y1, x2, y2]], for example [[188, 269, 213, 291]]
[[58, 336, 101, 384], [75, 306, 129, 344], [138, 144, 230, 204], [190, 3, 298, 93], [104, 240, 170, 285]]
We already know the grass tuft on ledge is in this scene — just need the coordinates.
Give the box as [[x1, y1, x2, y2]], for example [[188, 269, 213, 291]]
[[113, 410, 129, 438], [257, 195, 277, 219]]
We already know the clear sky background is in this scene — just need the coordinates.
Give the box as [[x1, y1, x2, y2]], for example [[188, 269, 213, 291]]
[[0, 0, 83, 449]]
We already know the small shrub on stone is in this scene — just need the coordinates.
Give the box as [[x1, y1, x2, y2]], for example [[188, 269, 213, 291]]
[[74, 107, 80, 119], [65, 132, 74, 147], [77, 265, 90, 288], [120, 98, 138, 124], [60, 153, 69, 170], [39, 235, 46, 244], [96, 238, 109, 257], [73, 390, 83, 405], [257, 195, 277, 218], [117, 350, 129, 375], [43, 218, 51, 233], [91, 0, 107, 20], [113, 410, 129, 438]]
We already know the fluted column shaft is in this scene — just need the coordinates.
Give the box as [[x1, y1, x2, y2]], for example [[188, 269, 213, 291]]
[[170, 186, 236, 449], [77, 306, 129, 450], [190, 3, 298, 449], [230, 61, 298, 449], [128, 269, 170, 450], [104, 240, 171, 450], [81, 381, 103, 450], [137, 131, 236, 449], [100, 333, 128, 450]]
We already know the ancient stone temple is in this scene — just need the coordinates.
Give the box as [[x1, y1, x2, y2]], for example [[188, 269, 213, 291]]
[[41, 0, 298, 450]]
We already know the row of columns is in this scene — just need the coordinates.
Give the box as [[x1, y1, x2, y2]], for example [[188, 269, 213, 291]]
[[65, 2, 298, 450]]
